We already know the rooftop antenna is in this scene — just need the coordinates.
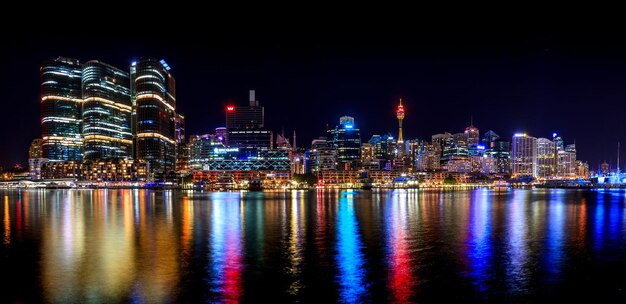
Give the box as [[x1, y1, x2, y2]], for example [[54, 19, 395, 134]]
[[618, 142, 621, 174]]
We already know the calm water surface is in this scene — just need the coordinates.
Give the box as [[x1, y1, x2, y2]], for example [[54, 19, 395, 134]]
[[2, 189, 626, 303]]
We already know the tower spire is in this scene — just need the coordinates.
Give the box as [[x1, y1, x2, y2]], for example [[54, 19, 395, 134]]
[[396, 98, 405, 143]]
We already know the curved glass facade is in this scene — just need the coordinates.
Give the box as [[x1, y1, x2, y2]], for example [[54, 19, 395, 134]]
[[82, 61, 132, 160], [132, 59, 177, 176], [40, 57, 83, 161]]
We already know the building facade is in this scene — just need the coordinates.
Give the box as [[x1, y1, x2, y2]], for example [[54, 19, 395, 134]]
[[132, 59, 177, 177], [40, 57, 83, 161], [512, 133, 537, 177], [82, 61, 132, 160], [536, 138, 556, 178], [328, 116, 361, 170]]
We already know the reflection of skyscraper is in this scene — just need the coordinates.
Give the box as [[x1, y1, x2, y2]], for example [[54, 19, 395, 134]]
[[82, 61, 132, 160], [132, 59, 177, 176], [328, 116, 361, 170], [512, 133, 537, 177], [41, 57, 83, 161]]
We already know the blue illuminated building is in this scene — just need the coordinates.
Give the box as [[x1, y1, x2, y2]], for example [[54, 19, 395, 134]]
[[329, 116, 362, 170]]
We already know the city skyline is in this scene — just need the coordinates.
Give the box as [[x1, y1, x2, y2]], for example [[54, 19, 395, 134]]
[[3, 34, 626, 168]]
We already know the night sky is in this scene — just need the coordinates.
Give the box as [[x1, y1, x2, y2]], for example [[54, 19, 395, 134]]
[[3, 29, 626, 170]]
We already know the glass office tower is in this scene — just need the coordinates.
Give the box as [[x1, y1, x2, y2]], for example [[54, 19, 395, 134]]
[[40, 57, 83, 161], [82, 61, 132, 160], [132, 59, 177, 177]]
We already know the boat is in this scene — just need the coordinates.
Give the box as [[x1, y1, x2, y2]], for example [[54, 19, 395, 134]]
[[493, 180, 510, 191]]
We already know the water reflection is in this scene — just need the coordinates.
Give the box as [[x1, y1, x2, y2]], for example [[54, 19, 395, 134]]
[[385, 190, 415, 302], [336, 190, 367, 303], [505, 190, 530, 294], [466, 190, 494, 292], [2, 189, 626, 302], [208, 192, 243, 303]]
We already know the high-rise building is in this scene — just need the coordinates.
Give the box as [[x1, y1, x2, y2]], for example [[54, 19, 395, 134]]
[[482, 130, 500, 148], [557, 150, 576, 178], [307, 137, 337, 174], [132, 59, 177, 177], [225, 90, 272, 152], [81, 61, 132, 160], [465, 122, 480, 147], [512, 133, 537, 177], [486, 140, 511, 175], [396, 98, 405, 143], [40, 57, 83, 161], [537, 138, 556, 178], [328, 116, 361, 170]]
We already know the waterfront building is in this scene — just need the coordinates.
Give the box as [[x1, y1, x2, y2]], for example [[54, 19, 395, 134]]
[[557, 150, 576, 178], [132, 59, 177, 178], [225, 90, 272, 151], [328, 116, 361, 170], [600, 161, 610, 175], [40, 159, 146, 182], [470, 155, 497, 174], [486, 140, 511, 175], [40, 57, 83, 161], [537, 138, 556, 178], [189, 134, 224, 170], [512, 133, 537, 177], [307, 137, 337, 174], [82, 60, 132, 160], [577, 160, 590, 178]]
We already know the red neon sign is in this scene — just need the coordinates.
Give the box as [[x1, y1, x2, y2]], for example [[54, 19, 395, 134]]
[[227, 106, 235, 112]]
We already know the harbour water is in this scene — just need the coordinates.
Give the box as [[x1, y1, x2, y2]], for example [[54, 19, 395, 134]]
[[2, 189, 626, 302]]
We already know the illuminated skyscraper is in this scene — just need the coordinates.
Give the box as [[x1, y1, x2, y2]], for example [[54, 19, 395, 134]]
[[132, 59, 177, 177], [536, 138, 556, 178], [465, 121, 480, 147], [396, 98, 405, 143], [512, 133, 537, 177], [40, 57, 83, 161], [328, 116, 361, 170], [225, 90, 272, 151], [82, 61, 132, 160]]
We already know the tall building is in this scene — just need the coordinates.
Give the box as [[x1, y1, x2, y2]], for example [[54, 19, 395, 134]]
[[396, 98, 405, 143], [512, 133, 537, 177], [483, 130, 500, 148], [465, 122, 480, 147], [536, 138, 556, 178], [81, 61, 132, 160], [486, 140, 511, 175], [132, 59, 177, 177], [225, 90, 272, 151], [40, 57, 83, 161], [328, 116, 361, 170], [307, 137, 337, 174]]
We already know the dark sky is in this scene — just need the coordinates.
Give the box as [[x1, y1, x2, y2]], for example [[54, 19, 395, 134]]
[[2, 29, 626, 169]]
